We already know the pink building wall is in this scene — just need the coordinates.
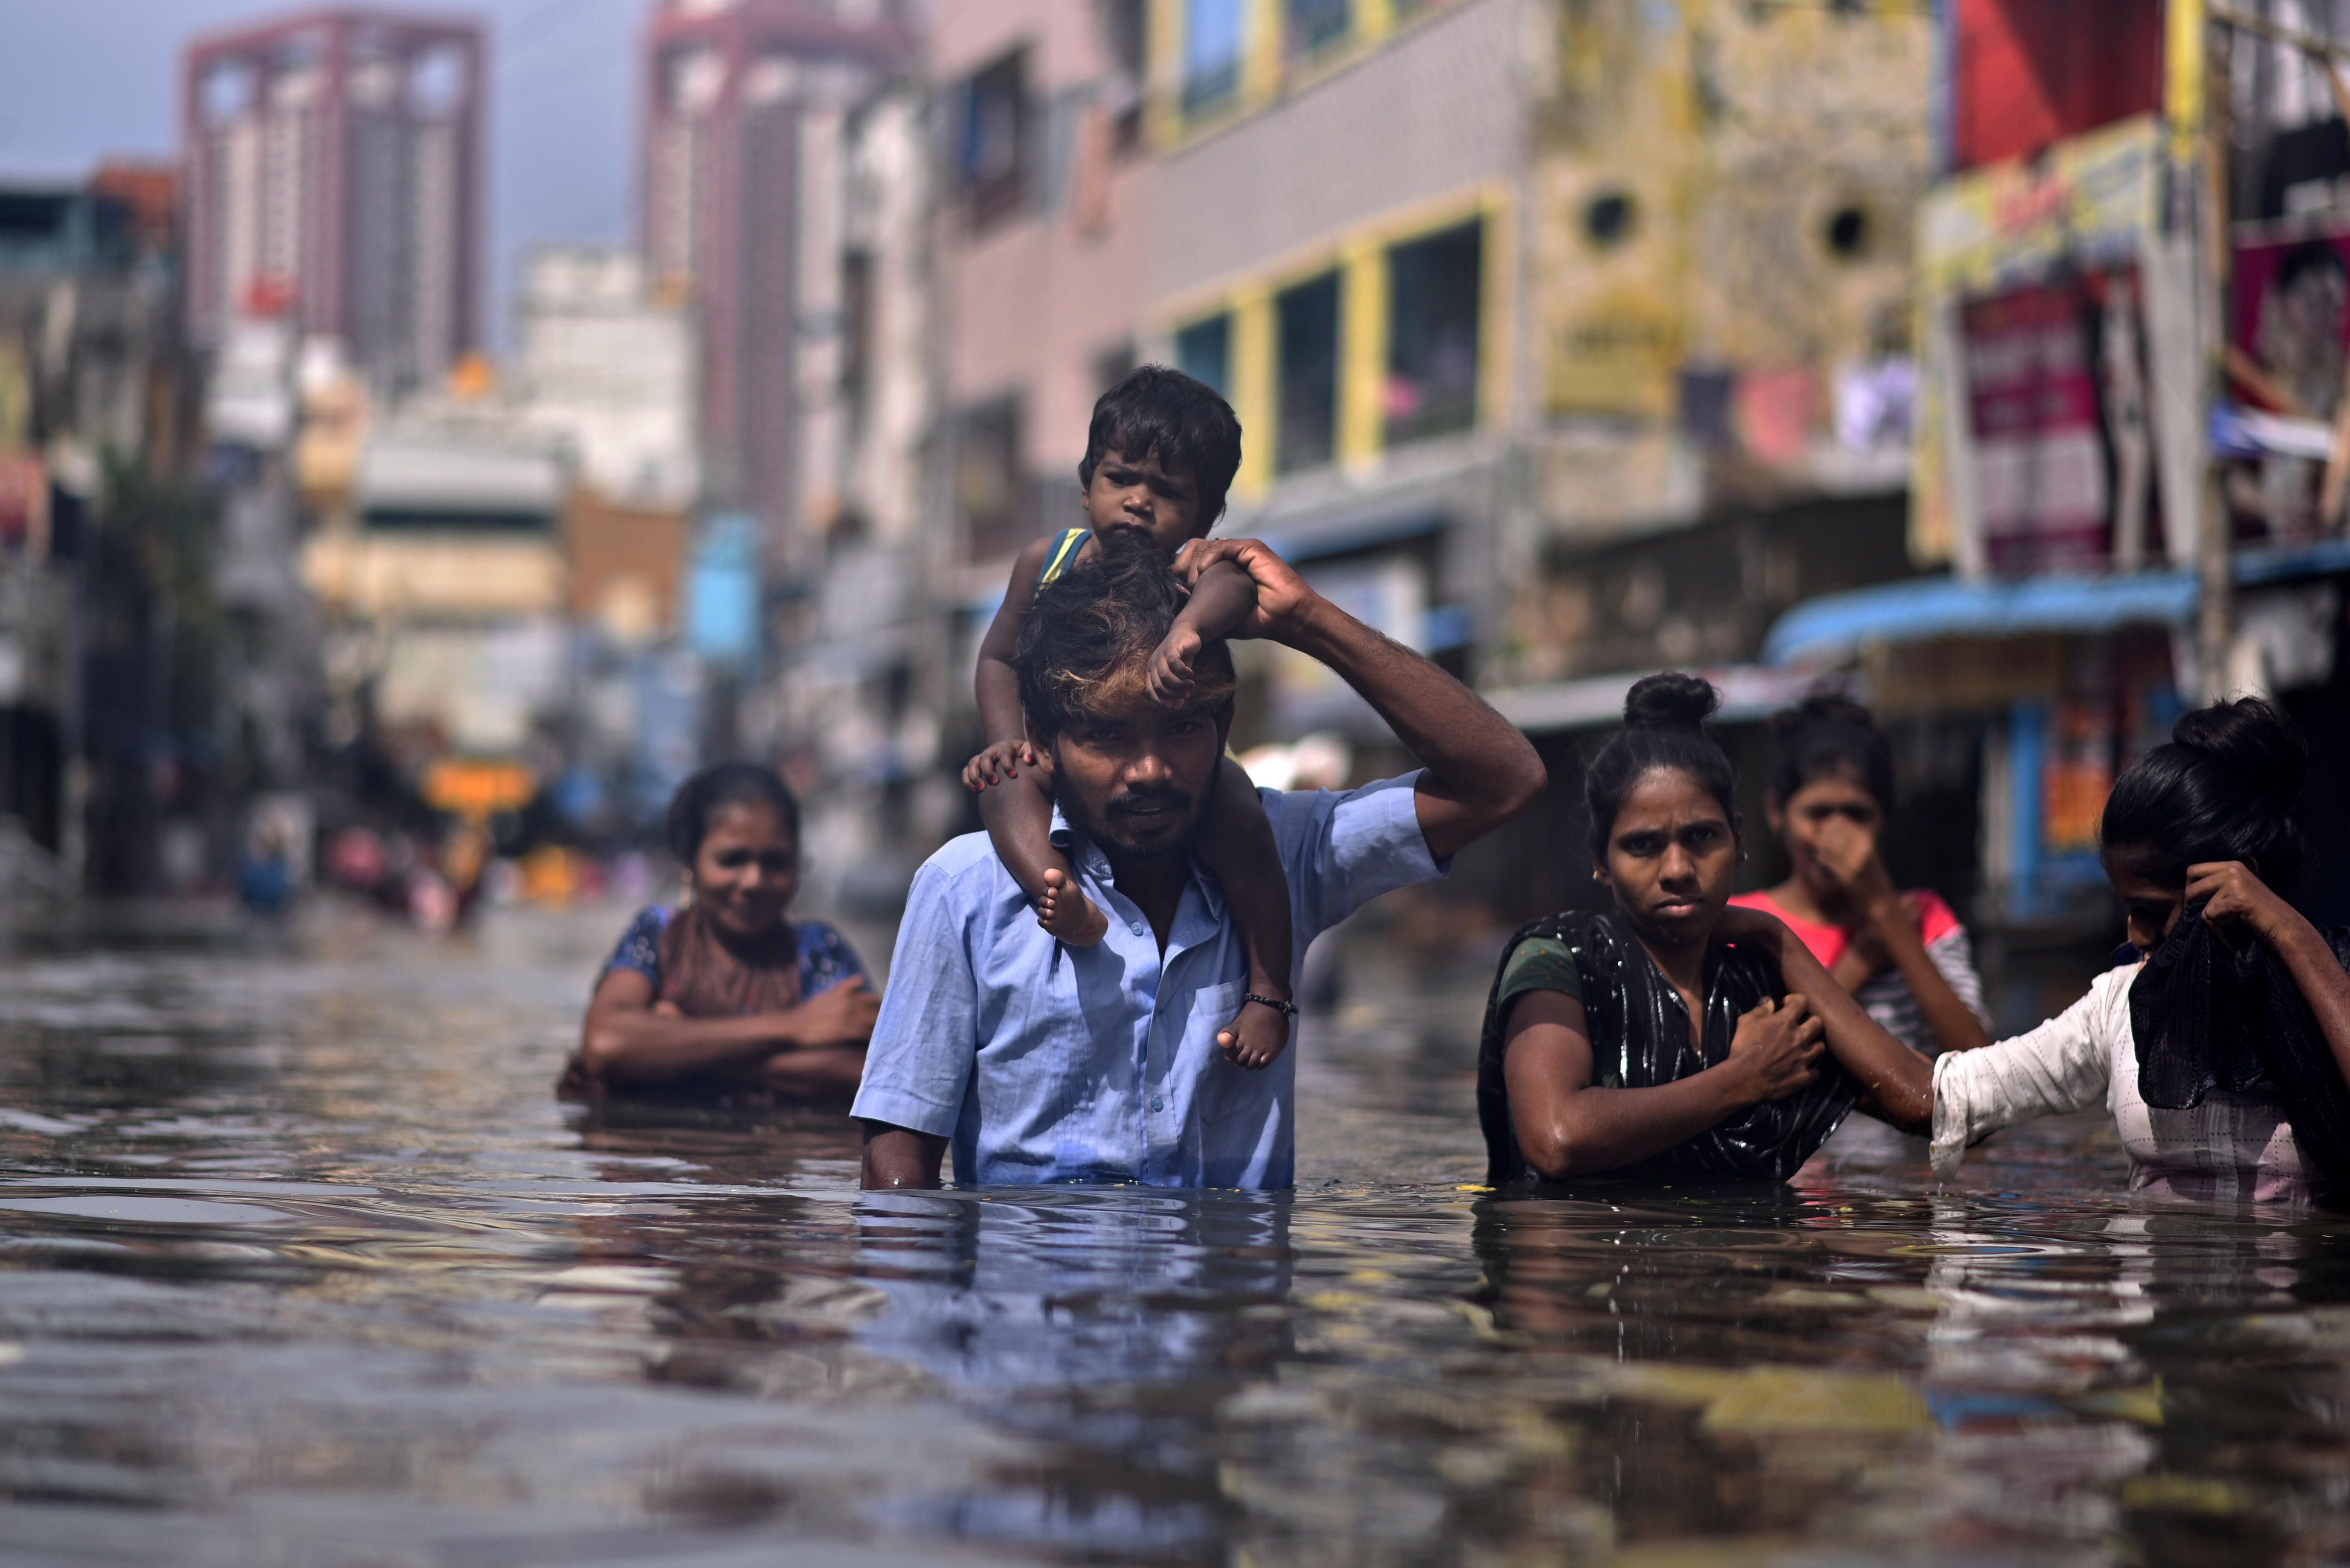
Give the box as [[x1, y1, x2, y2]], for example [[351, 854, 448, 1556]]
[[932, 0, 1155, 559]]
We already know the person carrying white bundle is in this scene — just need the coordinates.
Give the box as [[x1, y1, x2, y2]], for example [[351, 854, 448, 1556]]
[[1926, 698, 2350, 1205]]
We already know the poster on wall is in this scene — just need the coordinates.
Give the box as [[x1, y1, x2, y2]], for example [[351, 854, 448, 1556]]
[[2232, 223, 2350, 413], [1963, 282, 2109, 574], [1958, 267, 2156, 577], [2229, 220, 2350, 540]]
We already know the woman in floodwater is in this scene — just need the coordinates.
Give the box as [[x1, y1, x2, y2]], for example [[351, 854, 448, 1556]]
[[562, 762, 880, 1105], [1733, 694, 1990, 1060], [1475, 673, 1930, 1186], [1921, 697, 2350, 1204]]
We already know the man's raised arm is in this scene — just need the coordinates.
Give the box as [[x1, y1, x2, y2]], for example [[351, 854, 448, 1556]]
[[1181, 539, 1545, 862]]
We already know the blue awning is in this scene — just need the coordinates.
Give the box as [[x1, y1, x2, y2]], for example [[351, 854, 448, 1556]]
[[1763, 538, 2350, 666]]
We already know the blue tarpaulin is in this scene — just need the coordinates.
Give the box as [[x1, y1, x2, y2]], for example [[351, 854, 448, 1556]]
[[1762, 539, 2350, 665]]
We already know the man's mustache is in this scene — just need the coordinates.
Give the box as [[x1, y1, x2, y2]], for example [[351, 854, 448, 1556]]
[[1107, 787, 1190, 817]]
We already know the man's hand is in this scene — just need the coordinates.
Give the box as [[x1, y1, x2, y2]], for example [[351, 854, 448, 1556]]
[[1724, 995, 1825, 1102], [2187, 860, 2295, 946], [1145, 625, 1205, 707], [786, 978, 882, 1049], [962, 740, 1037, 793], [1187, 535, 1543, 861], [1173, 538, 1315, 642]]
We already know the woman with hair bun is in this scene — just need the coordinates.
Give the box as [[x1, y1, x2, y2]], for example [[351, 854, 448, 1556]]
[[1925, 697, 2350, 1203], [1475, 673, 1932, 1185], [562, 761, 880, 1104], [1732, 694, 1990, 1059]]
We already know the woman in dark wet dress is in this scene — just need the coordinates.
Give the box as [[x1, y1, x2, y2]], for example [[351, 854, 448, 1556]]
[[564, 763, 880, 1105], [1476, 674, 1929, 1186]]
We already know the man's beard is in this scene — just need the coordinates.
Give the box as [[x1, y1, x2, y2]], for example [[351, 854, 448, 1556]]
[[1060, 781, 1205, 861]]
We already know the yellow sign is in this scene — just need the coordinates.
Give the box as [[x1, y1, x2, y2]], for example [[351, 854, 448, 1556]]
[[423, 758, 536, 821], [1545, 281, 1685, 421], [1918, 115, 2162, 299]]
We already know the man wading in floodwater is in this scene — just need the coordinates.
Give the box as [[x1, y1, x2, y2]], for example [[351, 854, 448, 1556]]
[[853, 543, 1545, 1189]]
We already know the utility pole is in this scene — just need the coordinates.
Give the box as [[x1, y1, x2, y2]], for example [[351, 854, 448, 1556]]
[[2195, 5, 2236, 702]]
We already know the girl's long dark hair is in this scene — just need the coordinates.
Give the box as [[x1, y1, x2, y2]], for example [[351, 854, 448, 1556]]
[[1770, 693, 1895, 811], [2101, 696, 2309, 891]]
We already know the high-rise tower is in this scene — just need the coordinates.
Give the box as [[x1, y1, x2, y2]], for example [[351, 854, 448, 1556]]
[[182, 8, 486, 394], [639, 0, 908, 538]]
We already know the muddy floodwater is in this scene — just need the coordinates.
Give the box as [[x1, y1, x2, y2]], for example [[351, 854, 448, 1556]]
[[2, 907, 2349, 1566]]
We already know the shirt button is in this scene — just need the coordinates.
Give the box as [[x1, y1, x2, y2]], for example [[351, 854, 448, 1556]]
[[1149, 1096, 1164, 1113], [1129, 922, 1144, 935]]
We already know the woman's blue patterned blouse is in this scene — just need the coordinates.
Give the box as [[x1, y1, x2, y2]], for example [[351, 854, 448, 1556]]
[[600, 906, 867, 1001]]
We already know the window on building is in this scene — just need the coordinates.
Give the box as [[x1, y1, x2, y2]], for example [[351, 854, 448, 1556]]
[[957, 393, 1032, 560], [1287, 0, 1351, 57], [1093, 340, 1137, 395], [1175, 314, 1231, 396], [1184, 0, 1244, 113], [1101, 0, 1148, 154], [1386, 219, 1482, 446], [1277, 272, 1341, 474], [961, 51, 1029, 231]]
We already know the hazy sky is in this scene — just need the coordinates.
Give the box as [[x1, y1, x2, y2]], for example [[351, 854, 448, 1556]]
[[0, 0, 642, 348]]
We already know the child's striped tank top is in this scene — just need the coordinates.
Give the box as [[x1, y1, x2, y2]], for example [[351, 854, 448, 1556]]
[[1037, 528, 1089, 587]]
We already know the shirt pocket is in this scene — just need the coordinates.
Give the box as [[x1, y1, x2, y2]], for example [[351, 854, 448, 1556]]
[[1191, 977, 1246, 1025], [1188, 978, 1270, 1134]]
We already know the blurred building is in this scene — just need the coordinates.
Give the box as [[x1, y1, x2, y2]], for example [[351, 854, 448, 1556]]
[[294, 246, 707, 846], [1057, 0, 1926, 917], [736, 0, 1942, 923], [202, 313, 323, 869], [1752, 0, 2350, 943], [513, 246, 699, 662], [933, 0, 1151, 576], [302, 410, 569, 757], [182, 8, 486, 396], [0, 170, 207, 897], [769, 61, 945, 915], [639, 0, 912, 538], [515, 247, 699, 517]]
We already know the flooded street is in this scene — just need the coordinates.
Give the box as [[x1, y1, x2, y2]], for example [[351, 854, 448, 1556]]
[[2, 908, 2348, 1566]]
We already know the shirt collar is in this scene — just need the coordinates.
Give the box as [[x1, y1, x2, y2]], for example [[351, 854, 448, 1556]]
[[1046, 803, 1221, 919], [1048, 805, 1111, 881]]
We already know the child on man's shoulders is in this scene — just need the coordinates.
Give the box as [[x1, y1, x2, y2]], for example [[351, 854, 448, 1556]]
[[961, 366, 1297, 1069]]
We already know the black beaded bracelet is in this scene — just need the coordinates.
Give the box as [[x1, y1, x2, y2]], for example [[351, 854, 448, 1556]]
[[1243, 992, 1299, 1019]]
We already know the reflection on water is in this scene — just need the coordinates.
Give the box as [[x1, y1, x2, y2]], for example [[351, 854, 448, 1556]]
[[2, 909, 2349, 1565]]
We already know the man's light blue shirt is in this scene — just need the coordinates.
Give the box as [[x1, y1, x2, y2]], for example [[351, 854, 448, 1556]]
[[850, 773, 1447, 1189]]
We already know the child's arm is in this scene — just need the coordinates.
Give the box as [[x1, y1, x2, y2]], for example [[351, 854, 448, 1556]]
[[1146, 558, 1257, 707]]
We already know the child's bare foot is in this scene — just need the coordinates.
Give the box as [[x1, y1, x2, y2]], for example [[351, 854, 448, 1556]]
[[1217, 995, 1291, 1070], [1036, 866, 1108, 946]]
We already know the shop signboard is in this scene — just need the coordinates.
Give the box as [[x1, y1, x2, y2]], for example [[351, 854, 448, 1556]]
[[1918, 114, 2161, 299]]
